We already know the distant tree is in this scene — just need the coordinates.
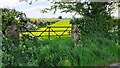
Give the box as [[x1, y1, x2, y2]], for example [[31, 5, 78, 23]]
[[58, 16, 62, 19]]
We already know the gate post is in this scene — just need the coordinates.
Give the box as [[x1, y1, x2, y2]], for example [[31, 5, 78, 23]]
[[71, 24, 80, 42], [48, 26, 51, 40]]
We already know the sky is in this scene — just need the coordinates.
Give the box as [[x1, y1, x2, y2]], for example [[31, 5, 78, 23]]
[[0, 0, 119, 18]]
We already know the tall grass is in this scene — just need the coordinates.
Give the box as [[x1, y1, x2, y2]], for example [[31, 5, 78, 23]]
[[2, 36, 118, 66]]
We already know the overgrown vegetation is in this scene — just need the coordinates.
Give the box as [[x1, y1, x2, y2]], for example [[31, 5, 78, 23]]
[[2, 36, 118, 66]]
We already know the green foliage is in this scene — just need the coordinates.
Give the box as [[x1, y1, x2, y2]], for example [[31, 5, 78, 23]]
[[0, 50, 2, 68], [2, 8, 18, 33], [80, 35, 118, 66], [42, 2, 113, 16], [1, 8, 24, 46], [2, 36, 118, 66], [70, 16, 112, 37]]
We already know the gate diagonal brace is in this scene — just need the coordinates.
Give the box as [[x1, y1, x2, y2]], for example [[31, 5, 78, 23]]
[[38, 28, 48, 37], [29, 31, 35, 37], [50, 28, 59, 36], [60, 27, 69, 38]]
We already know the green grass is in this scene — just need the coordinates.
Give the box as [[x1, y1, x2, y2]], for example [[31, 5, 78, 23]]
[[21, 20, 72, 36], [41, 36, 118, 66], [3, 33, 118, 66], [6, 36, 118, 66]]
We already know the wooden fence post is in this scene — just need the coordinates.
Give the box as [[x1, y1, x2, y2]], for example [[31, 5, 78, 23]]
[[48, 26, 50, 40]]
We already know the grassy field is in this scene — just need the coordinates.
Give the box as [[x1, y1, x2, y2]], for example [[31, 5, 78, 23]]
[[21, 20, 72, 36]]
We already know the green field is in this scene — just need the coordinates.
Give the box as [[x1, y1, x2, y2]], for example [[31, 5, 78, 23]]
[[21, 20, 72, 36]]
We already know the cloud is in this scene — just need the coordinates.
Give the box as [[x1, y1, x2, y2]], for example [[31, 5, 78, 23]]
[[20, 2, 51, 18], [22, 5, 73, 18], [24, 5, 50, 11]]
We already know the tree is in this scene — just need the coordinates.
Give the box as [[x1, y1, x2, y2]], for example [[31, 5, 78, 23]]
[[42, 1, 114, 38], [58, 16, 62, 19]]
